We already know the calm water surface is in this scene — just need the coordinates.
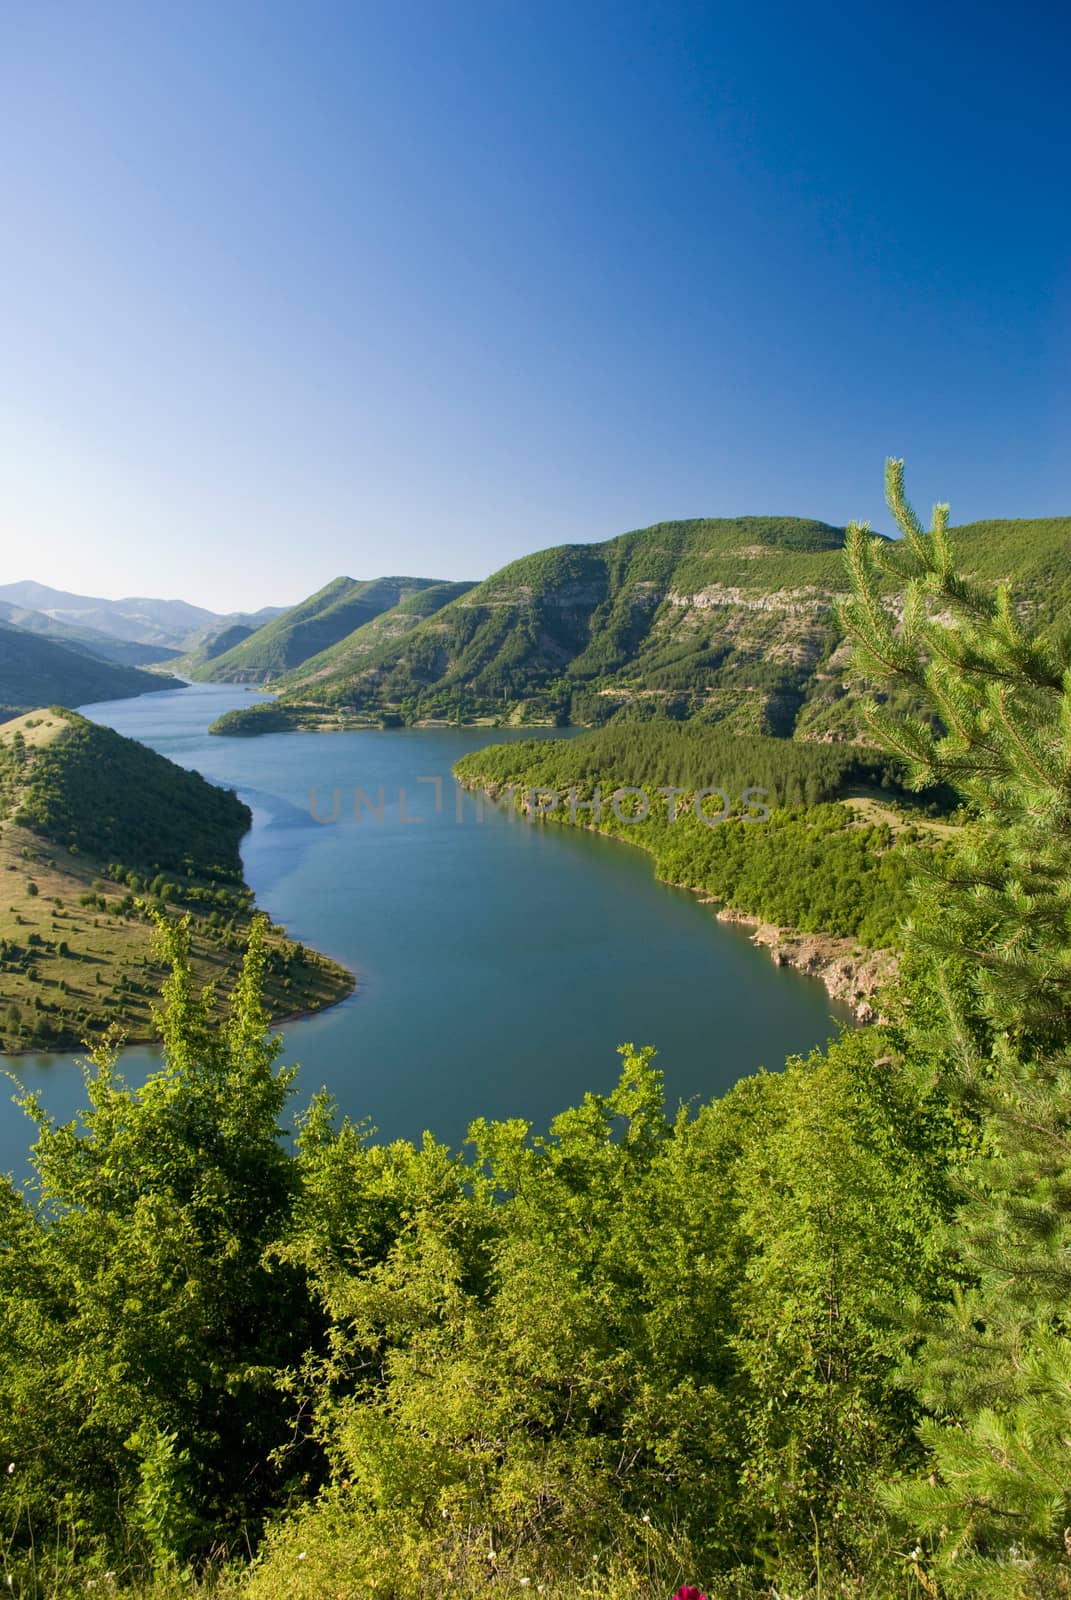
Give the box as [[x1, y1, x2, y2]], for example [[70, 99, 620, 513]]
[[1, 684, 852, 1172]]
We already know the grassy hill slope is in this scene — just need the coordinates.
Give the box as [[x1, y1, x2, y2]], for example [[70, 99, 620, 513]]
[[277, 580, 477, 690], [211, 515, 1071, 737], [0, 709, 353, 1051], [166, 621, 256, 677], [194, 576, 454, 683], [0, 622, 184, 722]]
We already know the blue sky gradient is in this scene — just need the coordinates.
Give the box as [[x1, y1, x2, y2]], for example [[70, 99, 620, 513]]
[[2, 1, 1068, 610]]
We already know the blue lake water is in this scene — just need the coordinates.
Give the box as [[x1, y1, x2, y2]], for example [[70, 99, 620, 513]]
[[1, 684, 852, 1172]]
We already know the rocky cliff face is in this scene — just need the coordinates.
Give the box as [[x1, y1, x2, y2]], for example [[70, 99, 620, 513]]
[[712, 906, 898, 1022]]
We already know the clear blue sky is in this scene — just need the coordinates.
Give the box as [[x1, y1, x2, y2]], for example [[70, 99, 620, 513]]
[[2, 0, 1068, 613]]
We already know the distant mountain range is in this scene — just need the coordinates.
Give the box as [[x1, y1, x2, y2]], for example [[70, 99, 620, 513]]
[[0, 580, 286, 654], [204, 514, 1071, 738], [0, 601, 182, 667]]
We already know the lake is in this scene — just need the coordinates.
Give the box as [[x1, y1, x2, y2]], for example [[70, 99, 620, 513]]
[[1, 684, 853, 1172]]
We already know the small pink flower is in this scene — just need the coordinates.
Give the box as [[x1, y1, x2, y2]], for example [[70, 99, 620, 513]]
[[673, 1589, 708, 1600]]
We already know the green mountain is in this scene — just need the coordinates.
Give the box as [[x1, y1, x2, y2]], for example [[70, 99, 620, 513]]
[[0, 707, 352, 1051], [0, 622, 184, 722], [194, 575, 456, 683], [166, 621, 257, 678], [278, 580, 477, 690], [210, 515, 1071, 737]]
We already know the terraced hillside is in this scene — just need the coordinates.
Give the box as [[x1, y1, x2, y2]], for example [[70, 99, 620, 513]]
[[209, 514, 1071, 736], [194, 575, 455, 682]]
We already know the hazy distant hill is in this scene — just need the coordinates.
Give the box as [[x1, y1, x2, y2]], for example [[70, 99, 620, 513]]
[[0, 602, 182, 667], [0, 581, 287, 653], [210, 514, 1071, 737], [0, 622, 183, 721], [194, 575, 458, 682]]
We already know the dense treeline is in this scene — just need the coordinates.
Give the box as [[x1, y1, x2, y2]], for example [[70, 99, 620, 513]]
[[3, 467, 1071, 1598], [208, 701, 303, 736], [455, 721, 915, 807]]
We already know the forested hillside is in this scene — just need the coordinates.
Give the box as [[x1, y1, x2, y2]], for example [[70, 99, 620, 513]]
[[3, 467, 1071, 1598], [0, 708, 352, 1050], [455, 722, 952, 954], [209, 512, 1071, 735], [0, 622, 183, 721], [278, 578, 477, 688], [193, 574, 456, 682]]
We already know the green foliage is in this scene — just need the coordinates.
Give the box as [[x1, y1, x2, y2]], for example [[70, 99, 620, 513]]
[[245, 1030, 955, 1599], [0, 918, 313, 1580], [839, 460, 1071, 1594]]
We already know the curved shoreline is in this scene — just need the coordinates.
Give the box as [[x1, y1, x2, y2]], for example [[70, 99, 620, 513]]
[[0, 965, 360, 1061], [456, 777, 897, 1021]]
